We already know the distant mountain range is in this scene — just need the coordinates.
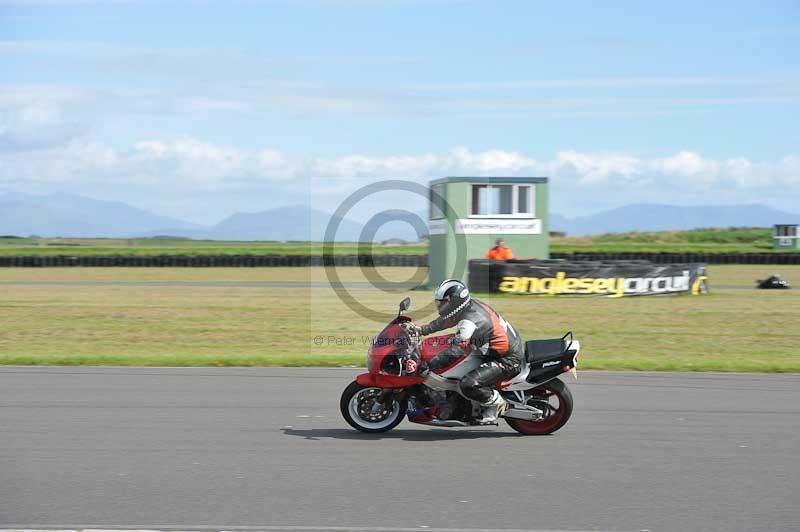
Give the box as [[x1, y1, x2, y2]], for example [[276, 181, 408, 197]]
[[211, 205, 365, 241], [0, 192, 203, 238], [550, 203, 799, 236], [0, 192, 797, 240], [0, 192, 393, 241]]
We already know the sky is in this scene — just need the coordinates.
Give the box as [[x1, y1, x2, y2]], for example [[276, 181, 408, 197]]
[[1, 0, 799, 225]]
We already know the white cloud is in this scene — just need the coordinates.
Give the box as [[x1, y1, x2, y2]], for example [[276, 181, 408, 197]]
[[130, 138, 248, 184], [0, 102, 86, 151], [0, 83, 411, 118], [2, 74, 798, 121], [441, 147, 535, 174], [1, 139, 798, 217], [652, 151, 720, 188], [551, 150, 644, 185], [0, 0, 173, 5], [410, 76, 800, 91]]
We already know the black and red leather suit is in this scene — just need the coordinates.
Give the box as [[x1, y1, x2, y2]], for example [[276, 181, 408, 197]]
[[421, 298, 523, 403]]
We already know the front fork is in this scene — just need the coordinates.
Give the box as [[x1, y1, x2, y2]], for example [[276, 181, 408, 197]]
[[376, 388, 406, 406]]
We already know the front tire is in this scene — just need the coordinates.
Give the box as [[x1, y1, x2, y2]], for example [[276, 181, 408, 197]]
[[505, 378, 573, 435], [340, 381, 407, 433]]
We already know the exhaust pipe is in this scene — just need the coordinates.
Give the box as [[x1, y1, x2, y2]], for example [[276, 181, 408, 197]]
[[503, 404, 543, 421]]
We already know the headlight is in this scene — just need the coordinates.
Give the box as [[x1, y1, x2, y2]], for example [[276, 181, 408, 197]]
[[380, 353, 402, 376]]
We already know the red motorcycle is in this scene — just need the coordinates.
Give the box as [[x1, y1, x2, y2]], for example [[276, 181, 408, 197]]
[[340, 297, 579, 435]]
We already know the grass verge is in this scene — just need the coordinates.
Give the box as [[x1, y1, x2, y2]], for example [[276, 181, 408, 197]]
[[0, 265, 798, 371], [0, 228, 793, 256], [0, 237, 427, 256]]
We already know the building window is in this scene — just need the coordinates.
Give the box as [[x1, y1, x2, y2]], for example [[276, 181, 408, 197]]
[[470, 184, 535, 217], [497, 185, 513, 214], [430, 184, 446, 219], [517, 185, 531, 214]]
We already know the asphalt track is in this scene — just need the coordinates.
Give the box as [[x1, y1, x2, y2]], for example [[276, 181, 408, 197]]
[[1, 368, 798, 532]]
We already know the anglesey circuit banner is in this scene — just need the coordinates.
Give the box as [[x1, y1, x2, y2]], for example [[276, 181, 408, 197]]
[[469, 259, 708, 297]]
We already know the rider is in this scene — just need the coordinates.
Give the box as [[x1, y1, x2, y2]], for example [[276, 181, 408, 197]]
[[409, 279, 523, 424]]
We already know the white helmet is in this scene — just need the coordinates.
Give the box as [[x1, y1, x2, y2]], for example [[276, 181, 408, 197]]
[[434, 279, 471, 319]]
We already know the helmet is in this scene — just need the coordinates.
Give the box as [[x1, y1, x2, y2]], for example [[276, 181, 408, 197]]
[[434, 279, 471, 319]]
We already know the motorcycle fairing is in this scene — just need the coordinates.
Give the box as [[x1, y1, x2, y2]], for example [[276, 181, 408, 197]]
[[423, 337, 581, 392], [356, 372, 425, 388]]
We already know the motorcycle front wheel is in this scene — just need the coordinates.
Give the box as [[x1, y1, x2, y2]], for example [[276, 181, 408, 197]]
[[505, 378, 573, 435], [340, 381, 407, 433]]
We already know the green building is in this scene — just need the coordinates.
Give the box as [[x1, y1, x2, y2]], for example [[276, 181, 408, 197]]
[[773, 224, 799, 250], [428, 176, 549, 287]]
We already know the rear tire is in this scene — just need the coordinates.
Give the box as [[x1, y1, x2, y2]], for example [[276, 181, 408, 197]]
[[340, 381, 407, 433], [505, 378, 573, 435]]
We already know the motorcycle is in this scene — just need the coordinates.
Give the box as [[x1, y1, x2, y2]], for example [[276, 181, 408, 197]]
[[340, 296, 580, 435]]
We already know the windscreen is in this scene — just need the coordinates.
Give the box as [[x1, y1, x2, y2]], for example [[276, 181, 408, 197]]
[[372, 321, 413, 352]]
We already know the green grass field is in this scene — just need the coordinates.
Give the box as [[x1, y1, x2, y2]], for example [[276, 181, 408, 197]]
[[0, 237, 427, 256], [550, 227, 777, 253], [0, 265, 797, 371], [0, 227, 787, 256]]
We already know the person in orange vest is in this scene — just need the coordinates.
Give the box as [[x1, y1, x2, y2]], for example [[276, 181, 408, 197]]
[[485, 239, 514, 260]]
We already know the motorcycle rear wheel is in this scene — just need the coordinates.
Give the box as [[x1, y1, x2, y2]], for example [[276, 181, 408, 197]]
[[340, 381, 407, 433], [505, 378, 573, 435]]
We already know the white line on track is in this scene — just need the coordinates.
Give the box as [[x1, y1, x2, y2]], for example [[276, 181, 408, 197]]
[[1, 527, 639, 532]]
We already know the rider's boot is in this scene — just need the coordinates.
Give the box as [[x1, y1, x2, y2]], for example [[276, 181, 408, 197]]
[[475, 390, 508, 425]]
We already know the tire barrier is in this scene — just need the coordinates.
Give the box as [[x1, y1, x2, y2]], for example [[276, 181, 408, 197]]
[[550, 252, 800, 265], [0, 252, 798, 267], [0, 254, 430, 267]]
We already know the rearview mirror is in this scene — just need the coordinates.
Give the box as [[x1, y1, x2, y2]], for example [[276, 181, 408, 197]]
[[399, 297, 411, 312]]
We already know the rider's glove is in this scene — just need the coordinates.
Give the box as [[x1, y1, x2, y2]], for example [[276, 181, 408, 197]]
[[400, 322, 423, 336], [417, 361, 430, 377]]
